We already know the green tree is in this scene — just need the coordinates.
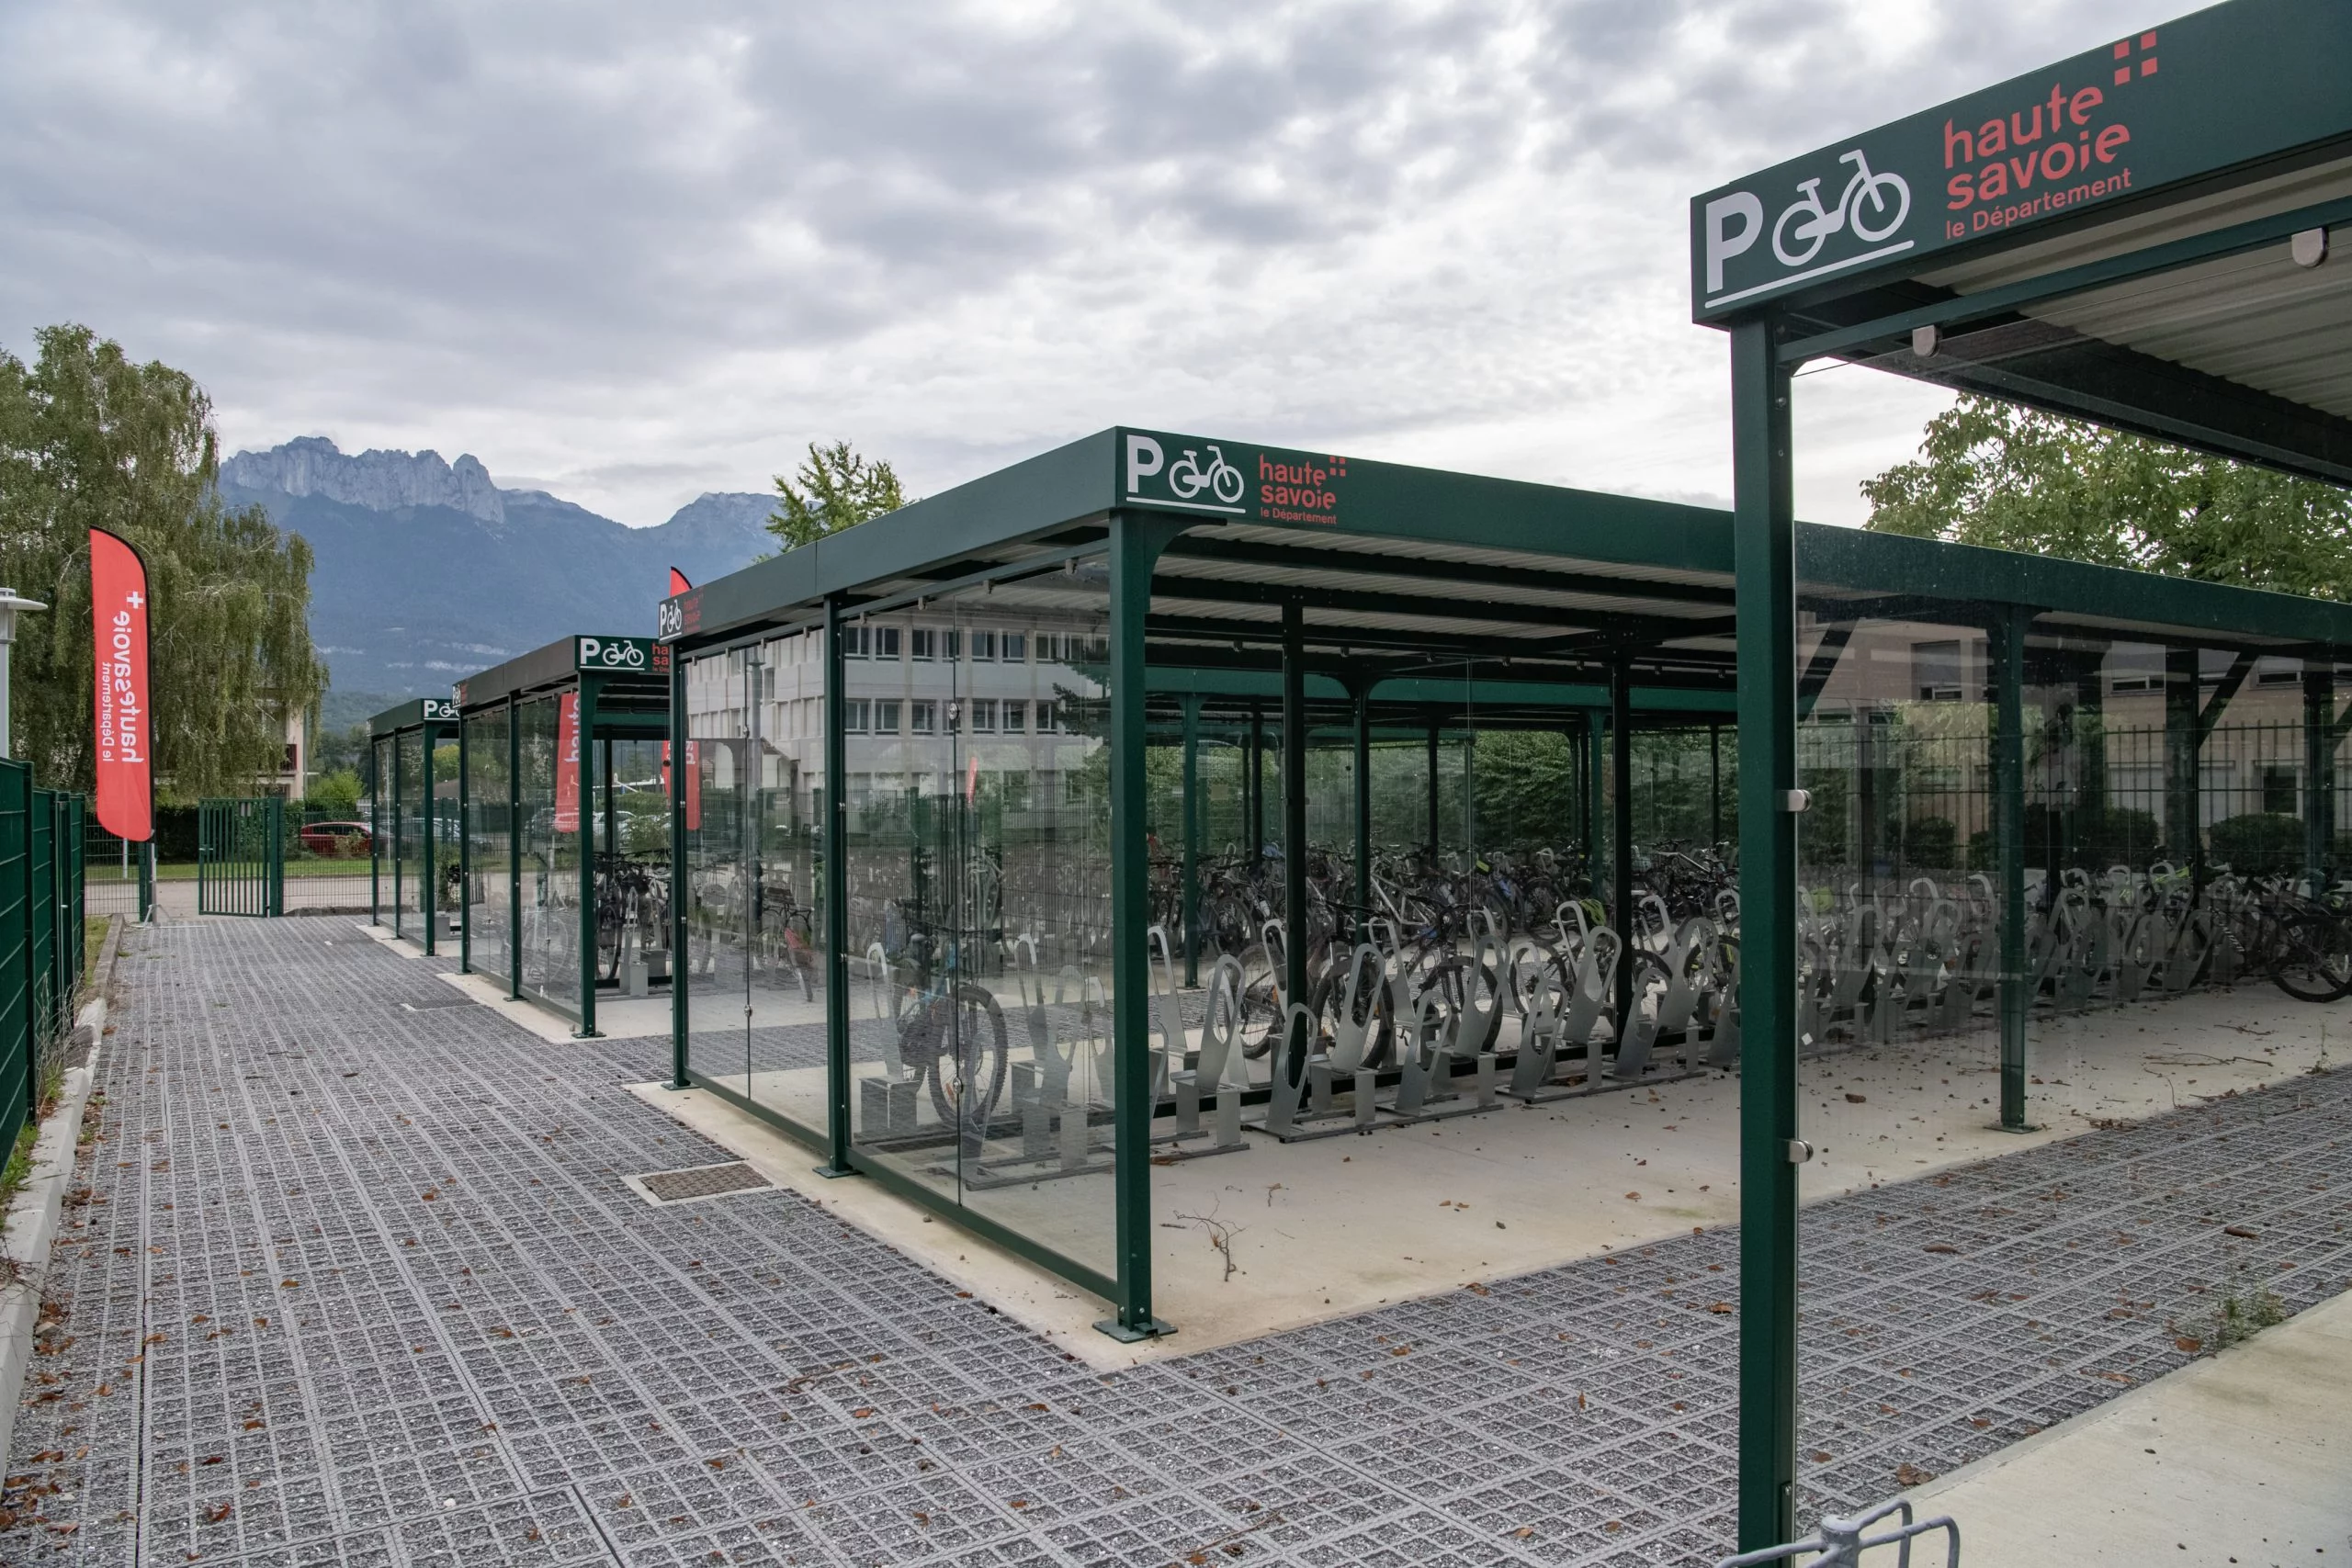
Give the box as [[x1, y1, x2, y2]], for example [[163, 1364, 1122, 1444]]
[[766, 440, 908, 550], [0, 324, 325, 799], [1861, 394, 2352, 594]]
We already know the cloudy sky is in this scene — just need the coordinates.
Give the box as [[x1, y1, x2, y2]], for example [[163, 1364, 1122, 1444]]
[[2, 0, 2162, 527]]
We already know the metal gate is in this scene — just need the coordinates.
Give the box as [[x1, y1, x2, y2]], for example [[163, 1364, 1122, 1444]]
[[198, 797, 284, 917]]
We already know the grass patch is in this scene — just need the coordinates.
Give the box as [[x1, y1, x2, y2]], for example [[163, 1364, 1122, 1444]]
[[148, 860, 374, 881], [82, 915, 107, 991], [2176, 1262, 2290, 1355]]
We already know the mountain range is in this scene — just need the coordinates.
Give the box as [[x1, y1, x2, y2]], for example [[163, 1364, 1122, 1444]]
[[219, 438, 774, 723]]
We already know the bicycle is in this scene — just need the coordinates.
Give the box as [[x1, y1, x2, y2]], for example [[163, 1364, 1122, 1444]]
[[1771, 149, 1909, 267], [1169, 445, 1245, 505]]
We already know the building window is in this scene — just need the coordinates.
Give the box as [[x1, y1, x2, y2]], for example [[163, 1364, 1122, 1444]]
[[1001, 632, 1026, 662], [1913, 640, 1962, 703], [910, 627, 935, 661], [969, 698, 997, 732], [944, 629, 962, 660], [971, 630, 997, 661], [2111, 674, 2157, 693], [910, 701, 936, 735], [843, 699, 870, 734], [1035, 700, 1057, 733], [874, 626, 901, 660], [842, 625, 868, 659], [872, 699, 900, 735], [1001, 700, 1026, 734]]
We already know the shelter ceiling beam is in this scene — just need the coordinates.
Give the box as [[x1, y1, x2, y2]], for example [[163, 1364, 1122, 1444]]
[[1159, 536, 1736, 606]]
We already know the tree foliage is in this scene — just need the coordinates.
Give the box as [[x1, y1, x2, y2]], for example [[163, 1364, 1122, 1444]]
[[766, 440, 908, 550], [0, 324, 324, 800], [1861, 394, 2352, 596]]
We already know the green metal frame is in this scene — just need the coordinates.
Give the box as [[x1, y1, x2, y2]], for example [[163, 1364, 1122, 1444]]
[[196, 797, 284, 918], [652, 416, 2352, 1367]]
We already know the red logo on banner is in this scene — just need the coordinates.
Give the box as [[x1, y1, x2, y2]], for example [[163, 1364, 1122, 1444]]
[[553, 691, 581, 833], [90, 529, 153, 841]]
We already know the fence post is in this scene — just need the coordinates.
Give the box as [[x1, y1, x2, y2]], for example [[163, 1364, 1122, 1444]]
[[2307, 666, 2335, 896]]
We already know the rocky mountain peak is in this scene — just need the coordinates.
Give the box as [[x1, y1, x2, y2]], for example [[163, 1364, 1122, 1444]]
[[220, 436, 506, 524]]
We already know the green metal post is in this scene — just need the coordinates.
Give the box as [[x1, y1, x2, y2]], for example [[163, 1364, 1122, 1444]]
[[1711, 722, 1724, 846], [1729, 316, 1799, 1553], [508, 696, 522, 1001], [1611, 651, 1634, 1027], [820, 593, 855, 1171], [458, 717, 471, 972], [2165, 646, 2200, 871], [1248, 704, 1264, 867], [2306, 664, 2335, 896], [1426, 721, 1440, 857], [1352, 685, 1371, 938], [1181, 695, 1201, 987], [421, 728, 435, 951], [270, 795, 284, 918], [368, 741, 379, 925], [1587, 709, 1606, 888], [670, 648, 692, 1090], [1993, 610, 2030, 1132], [1102, 512, 1182, 1341], [1281, 601, 1307, 1013], [575, 676, 602, 1038]]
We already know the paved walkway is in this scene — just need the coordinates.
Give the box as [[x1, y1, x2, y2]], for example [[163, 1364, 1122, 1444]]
[[4, 919, 2348, 1566]]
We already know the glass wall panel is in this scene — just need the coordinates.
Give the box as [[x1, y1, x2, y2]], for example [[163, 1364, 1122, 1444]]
[[2021, 639, 2341, 1132], [516, 694, 576, 1010], [395, 728, 424, 941], [587, 734, 678, 1025], [464, 707, 513, 984], [371, 736, 393, 924], [842, 562, 1115, 1278], [681, 631, 828, 1138]]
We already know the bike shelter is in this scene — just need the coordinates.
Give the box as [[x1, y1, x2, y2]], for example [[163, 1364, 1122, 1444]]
[[368, 698, 460, 949], [452, 636, 675, 1037], [1692, 0, 2352, 1548], [655, 423, 2352, 1354]]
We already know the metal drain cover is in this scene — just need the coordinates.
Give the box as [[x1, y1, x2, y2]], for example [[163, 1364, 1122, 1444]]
[[635, 1162, 773, 1202]]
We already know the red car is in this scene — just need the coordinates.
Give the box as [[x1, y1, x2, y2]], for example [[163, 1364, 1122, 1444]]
[[300, 820, 372, 858]]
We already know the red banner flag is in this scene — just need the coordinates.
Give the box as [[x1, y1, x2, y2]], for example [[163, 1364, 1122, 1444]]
[[553, 691, 581, 833], [90, 529, 153, 841], [668, 567, 692, 597]]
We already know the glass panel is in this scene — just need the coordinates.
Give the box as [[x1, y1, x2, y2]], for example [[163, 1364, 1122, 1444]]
[[516, 694, 577, 1010], [845, 561, 1115, 1278], [464, 708, 512, 983], [395, 728, 424, 940], [371, 736, 392, 923], [589, 734, 674, 1032], [681, 632, 828, 1138]]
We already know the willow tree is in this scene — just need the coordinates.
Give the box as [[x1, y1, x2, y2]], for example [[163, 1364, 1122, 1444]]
[[0, 324, 324, 800]]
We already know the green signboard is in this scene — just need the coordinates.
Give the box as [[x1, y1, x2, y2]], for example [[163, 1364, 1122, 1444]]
[[573, 635, 663, 674], [1690, 0, 2352, 321], [1120, 429, 1352, 529]]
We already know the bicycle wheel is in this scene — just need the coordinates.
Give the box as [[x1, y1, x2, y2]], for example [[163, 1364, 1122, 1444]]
[[925, 983, 1012, 1132], [2269, 911, 2352, 1002]]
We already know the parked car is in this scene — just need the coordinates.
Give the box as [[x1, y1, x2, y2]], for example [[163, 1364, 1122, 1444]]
[[300, 820, 372, 858]]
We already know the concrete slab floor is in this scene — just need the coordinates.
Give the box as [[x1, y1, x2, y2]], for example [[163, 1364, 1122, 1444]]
[[637, 984, 2349, 1359], [1909, 1284, 2352, 1565]]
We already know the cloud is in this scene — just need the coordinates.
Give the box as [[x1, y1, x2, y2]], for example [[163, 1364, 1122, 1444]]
[[0, 0, 2159, 525]]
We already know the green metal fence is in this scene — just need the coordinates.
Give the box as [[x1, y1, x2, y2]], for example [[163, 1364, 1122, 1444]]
[[198, 797, 285, 917], [0, 764, 89, 1163]]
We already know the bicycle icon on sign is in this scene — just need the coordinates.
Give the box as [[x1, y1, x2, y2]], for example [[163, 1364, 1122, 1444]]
[[1771, 149, 1910, 267], [1169, 445, 1246, 505]]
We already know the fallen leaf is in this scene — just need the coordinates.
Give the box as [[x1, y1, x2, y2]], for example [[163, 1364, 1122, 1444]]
[[2173, 1337, 2202, 1353], [1845, 1092, 1867, 1103], [203, 1503, 233, 1525], [2222, 1225, 2258, 1239], [1707, 1302, 1733, 1314], [1894, 1462, 1932, 1487], [1924, 1244, 1958, 1256]]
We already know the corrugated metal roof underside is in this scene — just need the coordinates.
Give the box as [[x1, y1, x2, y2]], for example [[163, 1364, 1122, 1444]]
[[1918, 153, 2352, 422]]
